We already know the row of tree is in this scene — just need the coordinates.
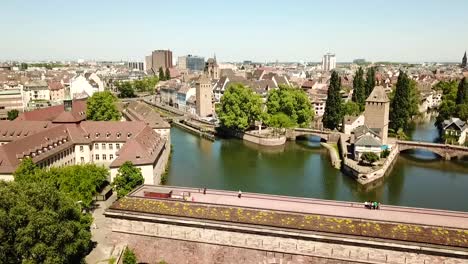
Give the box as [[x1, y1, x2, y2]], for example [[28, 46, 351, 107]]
[[158, 67, 171, 81], [322, 69, 420, 133], [115, 76, 159, 98], [215, 84, 314, 131], [435, 77, 468, 125]]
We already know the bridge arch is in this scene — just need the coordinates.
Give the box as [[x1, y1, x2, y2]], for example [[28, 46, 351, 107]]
[[398, 145, 446, 159]]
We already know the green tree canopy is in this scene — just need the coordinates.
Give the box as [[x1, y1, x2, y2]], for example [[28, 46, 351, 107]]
[[365, 67, 376, 98], [322, 71, 343, 130], [116, 81, 136, 98], [215, 83, 263, 131], [165, 68, 171, 80], [112, 161, 144, 198], [158, 67, 165, 81], [455, 77, 468, 105], [7, 109, 19, 120], [265, 85, 313, 128], [343, 101, 361, 116], [0, 180, 92, 263], [351, 67, 365, 110], [14, 158, 109, 209], [389, 70, 411, 131], [132, 76, 159, 93], [86, 91, 121, 121], [360, 152, 379, 164]]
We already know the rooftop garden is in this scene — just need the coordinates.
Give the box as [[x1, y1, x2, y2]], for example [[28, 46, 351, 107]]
[[111, 197, 468, 248]]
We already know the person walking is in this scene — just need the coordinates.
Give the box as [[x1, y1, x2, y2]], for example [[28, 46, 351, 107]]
[[203, 188, 206, 195], [238, 190, 242, 198]]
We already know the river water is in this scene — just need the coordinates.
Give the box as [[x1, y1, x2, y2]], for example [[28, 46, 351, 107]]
[[166, 116, 468, 211]]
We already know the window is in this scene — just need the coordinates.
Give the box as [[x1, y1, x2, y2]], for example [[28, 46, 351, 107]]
[[109, 144, 113, 150], [116, 143, 120, 150], [95, 154, 99, 160], [110, 154, 114, 160], [80, 146, 84, 152], [102, 143, 106, 150], [95, 143, 99, 150], [80, 157, 84, 163], [102, 154, 107, 160]]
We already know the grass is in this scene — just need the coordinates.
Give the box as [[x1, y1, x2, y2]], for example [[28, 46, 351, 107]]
[[111, 197, 468, 248]]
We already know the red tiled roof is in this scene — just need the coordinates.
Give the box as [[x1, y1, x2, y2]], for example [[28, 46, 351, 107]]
[[17, 100, 86, 122], [48, 81, 64, 91]]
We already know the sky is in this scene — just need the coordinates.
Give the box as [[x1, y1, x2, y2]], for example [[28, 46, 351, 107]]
[[1, 0, 467, 63]]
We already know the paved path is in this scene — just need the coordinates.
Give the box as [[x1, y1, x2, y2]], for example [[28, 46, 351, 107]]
[[132, 186, 468, 229]]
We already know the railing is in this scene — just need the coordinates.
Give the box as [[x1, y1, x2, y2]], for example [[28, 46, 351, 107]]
[[397, 140, 468, 151]]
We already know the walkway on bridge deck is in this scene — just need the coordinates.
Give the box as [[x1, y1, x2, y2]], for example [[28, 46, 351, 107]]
[[131, 186, 468, 229]]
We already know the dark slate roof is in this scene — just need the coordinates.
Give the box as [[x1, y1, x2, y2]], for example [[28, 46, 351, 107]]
[[366, 86, 389, 103]]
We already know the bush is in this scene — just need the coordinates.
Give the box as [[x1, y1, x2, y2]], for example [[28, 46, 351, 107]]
[[360, 152, 379, 165], [123, 247, 137, 264], [380, 149, 390, 158]]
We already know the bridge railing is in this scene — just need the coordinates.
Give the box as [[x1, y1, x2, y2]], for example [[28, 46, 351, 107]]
[[396, 140, 468, 150]]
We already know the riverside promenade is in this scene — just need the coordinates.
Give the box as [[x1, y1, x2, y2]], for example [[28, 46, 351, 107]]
[[130, 185, 468, 230]]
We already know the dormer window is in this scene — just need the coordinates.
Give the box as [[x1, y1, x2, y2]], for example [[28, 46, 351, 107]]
[[53, 143, 57, 147], [117, 132, 121, 138], [95, 132, 100, 138], [106, 132, 111, 138], [127, 132, 132, 138]]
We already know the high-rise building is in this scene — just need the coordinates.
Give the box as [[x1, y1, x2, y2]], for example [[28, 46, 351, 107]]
[[196, 75, 213, 117], [148, 50, 173, 73], [462, 51, 467, 68], [364, 86, 390, 145], [322, 53, 336, 71], [178, 55, 205, 71]]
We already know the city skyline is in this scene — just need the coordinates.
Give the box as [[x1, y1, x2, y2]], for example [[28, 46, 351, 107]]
[[1, 0, 467, 62]]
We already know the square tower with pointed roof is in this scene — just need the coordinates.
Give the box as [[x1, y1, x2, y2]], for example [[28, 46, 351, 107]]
[[364, 86, 390, 145]]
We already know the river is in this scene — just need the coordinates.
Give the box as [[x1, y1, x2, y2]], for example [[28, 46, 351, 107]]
[[166, 116, 468, 212]]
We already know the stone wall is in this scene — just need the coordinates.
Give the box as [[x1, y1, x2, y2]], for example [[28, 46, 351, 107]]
[[107, 214, 465, 264]]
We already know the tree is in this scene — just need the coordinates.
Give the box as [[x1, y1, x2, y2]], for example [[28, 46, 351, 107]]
[[215, 83, 263, 131], [14, 159, 109, 209], [322, 71, 343, 130], [86, 91, 121, 121], [123, 247, 137, 264], [116, 81, 136, 98], [389, 70, 411, 131], [265, 85, 313, 128], [7, 109, 19, 120], [112, 161, 144, 198], [436, 100, 457, 127], [158, 67, 165, 81], [343, 101, 361, 116], [365, 67, 376, 97], [351, 67, 365, 110], [455, 77, 467, 105], [165, 68, 171, 80], [0, 180, 92, 263], [360, 152, 379, 165], [20, 62, 28, 70]]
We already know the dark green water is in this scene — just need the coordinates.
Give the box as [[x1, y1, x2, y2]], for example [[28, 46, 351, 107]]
[[166, 118, 468, 211]]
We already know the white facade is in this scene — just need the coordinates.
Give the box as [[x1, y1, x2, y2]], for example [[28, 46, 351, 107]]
[[322, 53, 336, 72], [70, 74, 104, 98], [343, 115, 365, 135]]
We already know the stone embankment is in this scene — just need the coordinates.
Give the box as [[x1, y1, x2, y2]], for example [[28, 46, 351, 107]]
[[343, 145, 400, 185], [321, 143, 341, 169], [218, 128, 287, 146]]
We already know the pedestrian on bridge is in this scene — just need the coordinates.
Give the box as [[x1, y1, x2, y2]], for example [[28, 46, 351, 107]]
[[238, 190, 242, 198]]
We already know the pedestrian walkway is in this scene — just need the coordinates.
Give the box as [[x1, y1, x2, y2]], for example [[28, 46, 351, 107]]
[[131, 186, 468, 229]]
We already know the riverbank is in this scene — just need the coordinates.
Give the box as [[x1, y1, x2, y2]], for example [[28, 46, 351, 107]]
[[321, 142, 341, 169]]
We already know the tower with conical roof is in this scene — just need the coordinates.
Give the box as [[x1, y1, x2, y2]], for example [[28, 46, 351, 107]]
[[364, 86, 390, 145], [462, 51, 467, 68]]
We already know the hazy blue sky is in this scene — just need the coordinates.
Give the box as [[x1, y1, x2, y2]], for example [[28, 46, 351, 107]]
[[1, 0, 467, 62]]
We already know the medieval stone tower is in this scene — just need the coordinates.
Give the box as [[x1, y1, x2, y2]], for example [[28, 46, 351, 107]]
[[196, 74, 213, 117], [364, 86, 390, 145]]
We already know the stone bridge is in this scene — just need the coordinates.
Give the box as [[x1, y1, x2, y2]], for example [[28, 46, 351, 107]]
[[396, 140, 468, 160], [287, 128, 332, 141]]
